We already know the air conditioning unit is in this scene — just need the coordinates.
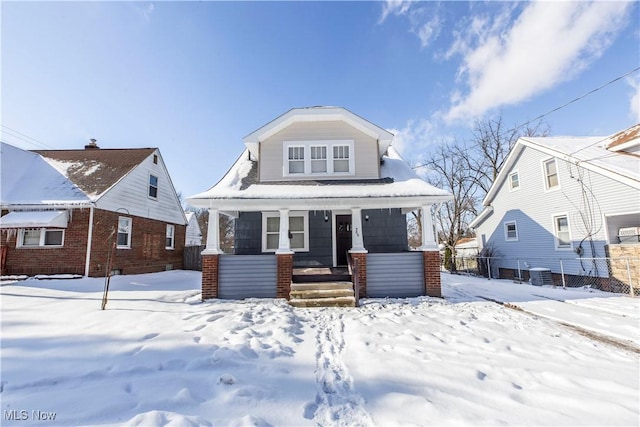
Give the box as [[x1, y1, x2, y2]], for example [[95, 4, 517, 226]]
[[618, 227, 640, 244], [530, 268, 552, 286]]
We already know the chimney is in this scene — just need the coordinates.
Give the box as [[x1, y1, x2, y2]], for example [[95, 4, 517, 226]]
[[85, 139, 100, 150]]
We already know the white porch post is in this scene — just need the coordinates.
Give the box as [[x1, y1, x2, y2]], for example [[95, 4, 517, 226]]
[[202, 208, 222, 255], [350, 208, 367, 253], [276, 208, 293, 254], [419, 204, 438, 250]]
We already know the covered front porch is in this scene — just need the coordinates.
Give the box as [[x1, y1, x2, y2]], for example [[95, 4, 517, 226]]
[[200, 203, 443, 303]]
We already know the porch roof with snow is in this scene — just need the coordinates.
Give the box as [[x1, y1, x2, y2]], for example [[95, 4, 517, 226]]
[[186, 147, 452, 211]]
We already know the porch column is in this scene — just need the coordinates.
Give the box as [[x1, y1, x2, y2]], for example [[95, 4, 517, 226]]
[[202, 208, 221, 301], [350, 208, 366, 253], [349, 208, 367, 298], [419, 205, 438, 250], [276, 209, 293, 300], [419, 205, 441, 297]]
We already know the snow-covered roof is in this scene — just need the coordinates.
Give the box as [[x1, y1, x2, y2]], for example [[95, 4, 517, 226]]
[[242, 107, 395, 160], [187, 147, 451, 210], [1, 142, 90, 207]]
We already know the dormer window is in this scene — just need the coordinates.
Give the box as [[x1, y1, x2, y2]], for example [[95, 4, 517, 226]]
[[284, 140, 354, 177]]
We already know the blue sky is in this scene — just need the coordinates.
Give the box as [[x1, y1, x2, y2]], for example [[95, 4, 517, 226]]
[[2, 1, 639, 200]]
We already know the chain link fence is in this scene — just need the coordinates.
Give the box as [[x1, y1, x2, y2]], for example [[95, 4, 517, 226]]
[[443, 255, 639, 297]]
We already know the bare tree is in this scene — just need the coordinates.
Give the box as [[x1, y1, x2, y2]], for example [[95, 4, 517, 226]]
[[465, 115, 550, 194], [424, 140, 481, 271]]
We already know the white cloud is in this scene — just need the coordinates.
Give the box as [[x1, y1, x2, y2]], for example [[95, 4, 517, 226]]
[[416, 14, 441, 48], [443, 1, 632, 123], [627, 75, 640, 122], [379, 0, 412, 23]]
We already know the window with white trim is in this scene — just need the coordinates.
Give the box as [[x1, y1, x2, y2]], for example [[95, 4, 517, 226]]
[[17, 228, 64, 247], [283, 140, 354, 176], [149, 174, 159, 198], [262, 212, 309, 252], [117, 217, 132, 249], [310, 146, 327, 173], [543, 158, 559, 190], [553, 215, 572, 249], [504, 221, 518, 241], [508, 171, 520, 191], [288, 146, 305, 174], [165, 224, 175, 249]]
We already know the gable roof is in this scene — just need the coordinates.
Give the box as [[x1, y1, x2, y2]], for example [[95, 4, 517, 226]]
[[33, 148, 156, 198], [1, 142, 90, 206], [470, 123, 640, 229], [242, 106, 395, 160]]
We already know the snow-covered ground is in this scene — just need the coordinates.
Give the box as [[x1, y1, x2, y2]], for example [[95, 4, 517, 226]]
[[1, 271, 638, 426]]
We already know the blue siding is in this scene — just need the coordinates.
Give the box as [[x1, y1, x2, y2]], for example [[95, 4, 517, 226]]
[[218, 255, 277, 299], [363, 209, 409, 253], [367, 252, 424, 298]]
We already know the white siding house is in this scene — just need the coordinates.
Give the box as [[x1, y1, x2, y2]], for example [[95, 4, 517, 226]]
[[470, 124, 640, 287], [185, 212, 202, 246]]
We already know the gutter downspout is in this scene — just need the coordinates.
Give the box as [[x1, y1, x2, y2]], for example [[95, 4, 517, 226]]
[[84, 204, 95, 277]]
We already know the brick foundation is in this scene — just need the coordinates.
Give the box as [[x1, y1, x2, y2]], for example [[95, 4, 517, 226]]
[[350, 252, 367, 298], [201, 254, 219, 300], [423, 250, 442, 297], [276, 253, 293, 299]]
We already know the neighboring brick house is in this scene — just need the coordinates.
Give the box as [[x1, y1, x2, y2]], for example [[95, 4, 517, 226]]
[[186, 107, 452, 305], [1, 140, 187, 277]]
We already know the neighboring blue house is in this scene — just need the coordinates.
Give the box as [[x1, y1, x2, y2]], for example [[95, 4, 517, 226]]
[[470, 123, 640, 289]]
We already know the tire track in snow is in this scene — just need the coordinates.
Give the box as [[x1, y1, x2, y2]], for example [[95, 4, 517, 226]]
[[306, 311, 373, 427]]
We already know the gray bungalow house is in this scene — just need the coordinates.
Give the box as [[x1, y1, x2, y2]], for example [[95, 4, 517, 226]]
[[186, 107, 452, 305]]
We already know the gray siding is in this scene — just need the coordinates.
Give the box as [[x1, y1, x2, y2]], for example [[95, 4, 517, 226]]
[[235, 212, 262, 255], [218, 255, 277, 299], [363, 209, 409, 253], [294, 211, 333, 267], [259, 121, 380, 181], [367, 252, 424, 297], [476, 146, 640, 277]]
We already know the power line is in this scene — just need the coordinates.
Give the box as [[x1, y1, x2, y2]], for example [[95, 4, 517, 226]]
[[0, 124, 55, 150], [411, 65, 640, 170]]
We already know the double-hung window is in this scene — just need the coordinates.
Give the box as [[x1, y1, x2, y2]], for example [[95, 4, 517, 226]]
[[508, 171, 520, 191], [149, 174, 159, 199], [18, 228, 64, 247], [166, 224, 175, 249], [553, 215, 572, 249], [504, 221, 518, 241], [262, 212, 309, 252], [288, 147, 305, 174], [543, 159, 559, 190], [117, 217, 132, 249], [333, 145, 350, 173], [310, 146, 328, 173]]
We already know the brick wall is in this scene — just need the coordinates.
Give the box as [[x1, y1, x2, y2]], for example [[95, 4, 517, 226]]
[[351, 252, 367, 298], [423, 250, 442, 297], [276, 253, 293, 299], [202, 254, 219, 300], [1, 208, 185, 277]]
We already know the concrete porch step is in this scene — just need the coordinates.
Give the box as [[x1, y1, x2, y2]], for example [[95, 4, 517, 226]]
[[289, 296, 356, 308], [290, 288, 355, 299], [291, 282, 354, 291]]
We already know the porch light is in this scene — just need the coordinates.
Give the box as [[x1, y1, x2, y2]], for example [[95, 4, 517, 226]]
[[364, 215, 369, 221]]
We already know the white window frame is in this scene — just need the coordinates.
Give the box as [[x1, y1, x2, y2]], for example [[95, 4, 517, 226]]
[[504, 220, 518, 242], [148, 173, 159, 199], [542, 158, 560, 191], [117, 216, 132, 249], [283, 140, 355, 177], [310, 145, 328, 174], [165, 224, 175, 249], [553, 213, 573, 250], [17, 228, 65, 248], [508, 170, 520, 191], [261, 211, 309, 252]]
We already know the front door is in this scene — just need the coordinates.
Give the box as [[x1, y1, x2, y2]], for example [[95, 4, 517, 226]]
[[336, 215, 352, 266]]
